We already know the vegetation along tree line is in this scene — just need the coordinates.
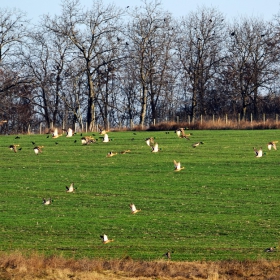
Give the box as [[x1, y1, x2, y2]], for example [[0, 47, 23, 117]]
[[1, 0, 280, 133]]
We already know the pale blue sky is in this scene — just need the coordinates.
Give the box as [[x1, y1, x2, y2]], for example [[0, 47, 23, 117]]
[[5, 0, 280, 22]]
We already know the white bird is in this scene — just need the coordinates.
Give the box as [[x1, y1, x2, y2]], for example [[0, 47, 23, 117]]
[[151, 143, 159, 153], [34, 146, 43, 155], [81, 137, 87, 145], [66, 183, 75, 192], [175, 129, 181, 138], [103, 133, 109, 143], [130, 203, 141, 214], [66, 128, 73, 137], [267, 141, 277, 150], [52, 128, 62, 138], [173, 160, 184, 171], [100, 234, 114, 244], [145, 137, 154, 146], [254, 147, 263, 157], [43, 198, 52, 205]]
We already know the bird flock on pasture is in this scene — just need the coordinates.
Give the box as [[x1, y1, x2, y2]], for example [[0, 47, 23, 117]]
[[5, 124, 278, 256]]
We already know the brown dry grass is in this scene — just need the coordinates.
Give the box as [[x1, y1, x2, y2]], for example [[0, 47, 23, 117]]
[[147, 119, 280, 131], [1, 252, 280, 280]]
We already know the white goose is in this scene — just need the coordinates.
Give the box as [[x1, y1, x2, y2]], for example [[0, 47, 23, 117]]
[[254, 147, 263, 157], [130, 203, 141, 214], [100, 234, 114, 244], [173, 160, 184, 171]]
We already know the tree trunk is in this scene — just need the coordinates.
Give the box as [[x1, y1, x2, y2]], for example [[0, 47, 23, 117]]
[[86, 71, 95, 131], [139, 85, 147, 128]]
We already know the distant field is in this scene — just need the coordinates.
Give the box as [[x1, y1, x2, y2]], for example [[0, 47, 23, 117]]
[[0, 130, 280, 261]]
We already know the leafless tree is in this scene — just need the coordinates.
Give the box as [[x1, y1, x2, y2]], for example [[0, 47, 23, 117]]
[[0, 7, 31, 130], [21, 24, 74, 128], [125, 0, 176, 127], [225, 17, 280, 120], [44, 0, 123, 131], [175, 7, 226, 121]]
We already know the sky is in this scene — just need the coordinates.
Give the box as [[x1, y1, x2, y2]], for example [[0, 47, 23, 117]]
[[5, 0, 280, 23]]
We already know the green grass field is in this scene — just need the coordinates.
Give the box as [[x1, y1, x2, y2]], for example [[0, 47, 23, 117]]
[[1, 130, 280, 261]]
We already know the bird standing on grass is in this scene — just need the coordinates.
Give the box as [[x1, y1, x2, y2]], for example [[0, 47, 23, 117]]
[[64, 128, 73, 137], [106, 151, 117, 157], [9, 144, 19, 153], [264, 247, 276, 252], [175, 128, 183, 138], [151, 143, 159, 152], [173, 160, 184, 171], [100, 234, 114, 244], [81, 136, 95, 145], [254, 147, 263, 157], [103, 133, 110, 143], [66, 183, 75, 193], [130, 203, 141, 214], [43, 198, 52, 205], [52, 128, 62, 138], [163, 251, 171, 259], [34, 146, 43, 155], [192, 142, 204, 148]]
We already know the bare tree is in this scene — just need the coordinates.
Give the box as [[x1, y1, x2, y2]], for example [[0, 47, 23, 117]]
[[225, 17, 280, 120], [175, 7, 226, 121], [45, 0, 123, 131], [21, 25, 73, 128], [125, 0, 175, 127], [0, 7, 30, 93]]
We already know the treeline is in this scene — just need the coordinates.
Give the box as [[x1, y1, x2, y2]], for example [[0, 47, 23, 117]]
[[1, 0, 280, 133]]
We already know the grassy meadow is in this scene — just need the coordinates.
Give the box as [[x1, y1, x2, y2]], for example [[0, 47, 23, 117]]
[[0, 129, 280, 262]]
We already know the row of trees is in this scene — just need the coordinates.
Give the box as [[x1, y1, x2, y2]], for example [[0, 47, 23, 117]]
[[1, 0, 280, 133]]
